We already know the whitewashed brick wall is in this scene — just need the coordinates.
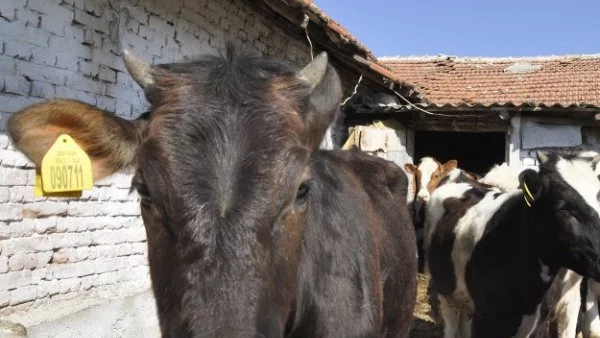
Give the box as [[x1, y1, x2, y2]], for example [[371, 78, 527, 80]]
[[0, 0, 314, 314]]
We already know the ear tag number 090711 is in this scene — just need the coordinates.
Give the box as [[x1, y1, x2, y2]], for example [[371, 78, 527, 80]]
[[34, 134, 93, 197]]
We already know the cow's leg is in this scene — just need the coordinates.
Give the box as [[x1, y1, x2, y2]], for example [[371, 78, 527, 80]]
[[585, 280, 600, 338], [457, 313, 471, 338], [439, 296, 459, 338], [554, 270, 582, 338]]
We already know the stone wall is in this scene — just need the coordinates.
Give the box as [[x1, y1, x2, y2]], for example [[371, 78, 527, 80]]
[[0, 0, 317, 315]]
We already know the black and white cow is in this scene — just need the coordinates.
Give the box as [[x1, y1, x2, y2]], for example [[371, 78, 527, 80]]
[[425, 151, 600, 338]]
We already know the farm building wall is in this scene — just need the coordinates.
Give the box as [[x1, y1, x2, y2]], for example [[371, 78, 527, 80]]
[[0, 0, 353, 317], [510, 114, 600, 168]]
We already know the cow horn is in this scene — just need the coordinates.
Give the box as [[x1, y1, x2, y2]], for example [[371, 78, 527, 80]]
[[537, 150, 549, 164], [296, 52, 328, 92], [122, 49, 154, 89]]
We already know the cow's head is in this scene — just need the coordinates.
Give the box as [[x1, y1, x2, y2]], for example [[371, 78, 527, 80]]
[[8, 48, 342, 337], [406, 157, 457, 204], [519, 151, 600, 280]]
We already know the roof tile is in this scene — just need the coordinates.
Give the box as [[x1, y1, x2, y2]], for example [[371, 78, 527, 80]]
[[380, 55, 600, 107]]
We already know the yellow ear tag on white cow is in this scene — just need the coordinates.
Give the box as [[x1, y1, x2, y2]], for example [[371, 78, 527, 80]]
[[39, 134, 93, 194]]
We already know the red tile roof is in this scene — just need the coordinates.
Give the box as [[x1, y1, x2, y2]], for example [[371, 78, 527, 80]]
[[380, 55, 600, 108]]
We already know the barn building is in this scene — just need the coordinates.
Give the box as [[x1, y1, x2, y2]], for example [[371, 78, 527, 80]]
[[344, 55, 600, 174]]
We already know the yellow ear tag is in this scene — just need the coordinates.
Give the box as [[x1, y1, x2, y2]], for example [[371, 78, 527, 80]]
[[39, 134, 93, 195]]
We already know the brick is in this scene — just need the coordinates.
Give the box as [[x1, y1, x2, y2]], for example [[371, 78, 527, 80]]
[[37, 251, 52, 267], [48, 36, 91, 60], [0, 270, 32, 290], [55, 53, 79, 72], [98, 65, 116, 83], [138, 24, 154, 42], [78, 61, 99, 77], [91, 230, 128, 245], [30, 81, 56, 99], [3, 40, 33, 60], [8, 253, 26, 271], [124, 17, 139, 34], [3, 75, 30, 96], [0, 203, 22, 221], [0, 221, 7, 240], [128, 254, 147, 267], [40, 15, 66, 36], [16, 61, 65, 85], [0, 95, 42, 114], [182, 0, 207, 12], [91, 48, 124, 71], [52, 261, 94, 279], [95, 245, 117, 259], [82, 28, 102, 47], [94, 271, 117, 286], [0, 149, 32, 167], [47, 232, 92, 248], [0, 187, 8, 202], [73, 9, 109, 34], [14, 7, 40, 28], [34, 217, 58, 234], [51, 248, 78, 264], [79, 274, 96, 290], [37, 279, 59, 298], [10, 286, 36, 305], [0, 21, 48, 46], [75, 246, 89, 260], [95, 95, 116, 112], [55, 86, 96, 105], [22, 201, 68, 218], [117, 265, 148, 282], [0, 168, 28, 186], [58, 278, 80, 294], [115, 100, 132, 116], [149, 15, 175, 38], [105, 83, 140, 104], [0, 56, 17, 76], [31, 46, 58, 66], [0, 291, 8, 308], [2, 236, 52, 255], [65, 73, 105, 94], [0, 1, 23, 21], [9, 186, 37, 203], [0, 256, 7, 273], [125, 5, 149, 24], [7, 219, 35, 237], [28, 0, 74, 22]]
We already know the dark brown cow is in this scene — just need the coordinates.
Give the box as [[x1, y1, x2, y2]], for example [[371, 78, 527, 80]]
[[8, 47, 417, 337]]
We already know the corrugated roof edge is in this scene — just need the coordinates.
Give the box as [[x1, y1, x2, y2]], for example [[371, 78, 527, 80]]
[[393, 102, 600, 110], [378, 53, 600, 63]]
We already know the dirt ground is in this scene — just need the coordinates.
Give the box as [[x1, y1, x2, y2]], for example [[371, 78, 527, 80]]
[[409, 273, 442, 338]]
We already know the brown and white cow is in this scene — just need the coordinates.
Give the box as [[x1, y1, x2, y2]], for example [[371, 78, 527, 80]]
[[404, 157, 479, 272], [7, 48, 417, 337]]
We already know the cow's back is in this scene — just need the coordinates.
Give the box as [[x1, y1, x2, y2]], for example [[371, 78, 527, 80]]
[[338, 149, 418, 337]]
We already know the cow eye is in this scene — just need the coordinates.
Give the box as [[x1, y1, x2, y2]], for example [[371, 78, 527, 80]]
[[296, 181, 311, 203]]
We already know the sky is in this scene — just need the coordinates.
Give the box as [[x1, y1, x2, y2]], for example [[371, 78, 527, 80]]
[[312, 0, 600, 58]]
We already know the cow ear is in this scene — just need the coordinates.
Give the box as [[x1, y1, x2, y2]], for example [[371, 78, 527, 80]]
[[442, 160, 458, 172], [296, 52, 343, 150], [537, 151, 550, 164], [518, 169, 543, 203], [404, 163, 418, 174], [7, 99, 147, 181]]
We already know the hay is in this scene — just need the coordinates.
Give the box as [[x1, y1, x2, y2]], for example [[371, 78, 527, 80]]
[[409, 273, 442, 338]]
